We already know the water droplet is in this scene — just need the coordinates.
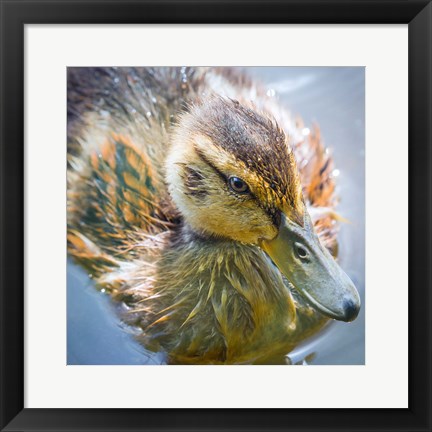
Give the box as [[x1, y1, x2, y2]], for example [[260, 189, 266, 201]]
[[180, 66, 188, 88], [288, 321, 296, 331], [332, 169, 340, 177], [266, 88, 276, 97], [113, 77, 120, 84], [146, 111, 152, 117], [302, 127, 310, 136], [151, 96, 157, 103], [101, 288, 106, 293]]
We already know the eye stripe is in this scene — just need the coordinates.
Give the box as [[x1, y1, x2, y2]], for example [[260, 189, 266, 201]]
[[194, 147, 228, 182], [194, 147, 278, 225]]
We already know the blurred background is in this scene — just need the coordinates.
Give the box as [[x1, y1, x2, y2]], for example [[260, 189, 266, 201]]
[[67, 67, 365, 365]]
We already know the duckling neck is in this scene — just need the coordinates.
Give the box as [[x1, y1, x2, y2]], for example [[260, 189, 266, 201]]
[[134, 223, 307, 363]]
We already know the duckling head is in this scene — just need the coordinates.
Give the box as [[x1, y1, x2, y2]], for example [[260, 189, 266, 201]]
[[166, 97, 360, 322]]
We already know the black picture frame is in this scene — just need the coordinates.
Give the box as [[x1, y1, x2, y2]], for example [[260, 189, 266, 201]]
[[1, 1, 431, 431]]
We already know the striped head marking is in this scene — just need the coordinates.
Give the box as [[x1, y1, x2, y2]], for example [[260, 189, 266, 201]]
[[166, 97, 305, 244]]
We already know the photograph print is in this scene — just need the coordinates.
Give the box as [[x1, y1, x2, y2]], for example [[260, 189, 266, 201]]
[[67, 66, 365, 365]]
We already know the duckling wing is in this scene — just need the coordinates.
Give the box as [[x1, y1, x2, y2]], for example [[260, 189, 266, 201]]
[[67, 68, 188, 275], [68, 132, 176, 267]]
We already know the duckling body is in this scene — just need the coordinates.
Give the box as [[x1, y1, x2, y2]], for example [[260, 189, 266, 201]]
[[67, 67, 359, 364]]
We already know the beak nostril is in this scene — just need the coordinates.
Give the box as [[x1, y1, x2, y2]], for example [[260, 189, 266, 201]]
[[295, 244, 308, 259]]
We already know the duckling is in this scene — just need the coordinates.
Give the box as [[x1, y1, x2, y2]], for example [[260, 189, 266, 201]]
[[67, 67, 360, 364]]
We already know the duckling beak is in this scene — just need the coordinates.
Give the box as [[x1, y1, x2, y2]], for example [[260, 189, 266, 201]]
[[260, 212, 360, 322]]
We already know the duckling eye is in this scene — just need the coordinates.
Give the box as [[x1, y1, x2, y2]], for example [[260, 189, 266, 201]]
[[228, 176, 249, 194]]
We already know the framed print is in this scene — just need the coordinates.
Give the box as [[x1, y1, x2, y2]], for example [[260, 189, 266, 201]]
[[1, 1, 431, 431]]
